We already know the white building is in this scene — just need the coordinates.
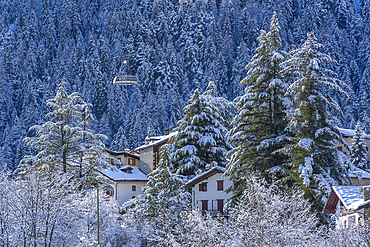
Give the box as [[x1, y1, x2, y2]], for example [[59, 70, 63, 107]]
[[100, 165, 148, 206], [184, 166, 232, 215], [324, 185, 370, 228]]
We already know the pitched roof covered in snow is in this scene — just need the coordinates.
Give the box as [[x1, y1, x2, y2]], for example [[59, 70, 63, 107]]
[[338, 127, 370, 139], [347, 169, 370, 179], [324, 186, 370, 213], [136, 131, 178, 151], [184, 166, 226, 189], [99, 166, 148, 182], [104, 149, 140, 159]]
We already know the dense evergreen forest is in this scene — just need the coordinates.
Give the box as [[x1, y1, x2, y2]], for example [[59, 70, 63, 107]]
[[1, 0, 370, 171]]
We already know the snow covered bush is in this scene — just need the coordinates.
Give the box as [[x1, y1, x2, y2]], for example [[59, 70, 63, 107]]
[[227, 175, 320, 246]]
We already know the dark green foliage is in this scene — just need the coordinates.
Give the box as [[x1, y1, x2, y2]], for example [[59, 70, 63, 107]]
[[227, 13, 289, 196], [171, 84, 231, 176], [281, 32, 350, 218]]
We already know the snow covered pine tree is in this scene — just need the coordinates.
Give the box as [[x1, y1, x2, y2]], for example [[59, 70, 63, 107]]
[[171, 84, 230, 176], [227, 12, 289, 197], [350, 121, 368, 170], [281, 32, 350, 218]]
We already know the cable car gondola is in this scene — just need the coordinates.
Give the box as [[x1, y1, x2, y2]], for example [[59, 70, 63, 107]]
[[113, 56, 138, 86]]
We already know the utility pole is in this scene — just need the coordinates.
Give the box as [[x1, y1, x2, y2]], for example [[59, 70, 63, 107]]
[[97, 181, 100, 245]]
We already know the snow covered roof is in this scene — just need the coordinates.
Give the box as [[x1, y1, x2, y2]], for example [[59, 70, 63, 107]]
[[184, 166, 227, 189], [338, 127, 370, 139], [104, 149, 140, 159], [136, 131, 178, 151], [324, 186, 370, 213], [333, 186, 370, 211], [347, 169, 370, 179], [99, 166, 148, 182]]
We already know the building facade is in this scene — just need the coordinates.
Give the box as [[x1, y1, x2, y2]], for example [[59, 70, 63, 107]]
[[184, 166, 232, 216], [100, 165, 148, 206], [103, 149, 140, 168], [324, 186, 370, 228], [136, 131, 177, 175]]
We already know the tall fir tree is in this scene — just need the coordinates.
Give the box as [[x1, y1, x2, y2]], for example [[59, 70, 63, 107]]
[[350, 121, 367, 170], [111, 126, 128, 152], [171, 86, 230, 176], [226, 13, 289, 197], [281, 32, 350, 216]]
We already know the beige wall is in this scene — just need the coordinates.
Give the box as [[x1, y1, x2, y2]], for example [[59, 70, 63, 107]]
[[139, 146, 153, 175]]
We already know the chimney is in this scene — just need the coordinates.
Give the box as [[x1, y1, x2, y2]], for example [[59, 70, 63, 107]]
[[205, 164, 211, 171], [145, 136, 150, 145], [165, 128, 170, 135], [196, 169, 203, 176]]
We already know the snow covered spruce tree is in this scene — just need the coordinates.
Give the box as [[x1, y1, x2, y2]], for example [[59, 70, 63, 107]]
[[21, 80, 109, 187], [171, 84, 231, 176], [281, 32, 350, 216], [123, 144, 190, 245], [226, 13, 289, 196], [350, 121, 368, 170]]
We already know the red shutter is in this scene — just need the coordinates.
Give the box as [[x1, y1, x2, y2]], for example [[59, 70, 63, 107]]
[[217, 181, 224, 191], [202, 200, 208, 211], [217, 199, 224, 212], [199, 184, 202, 191]]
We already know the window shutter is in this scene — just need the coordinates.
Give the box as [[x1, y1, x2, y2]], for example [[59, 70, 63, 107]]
[[217, 181, 224, 191], [199, 184, 202, 191], [217, 199, 224, 212]]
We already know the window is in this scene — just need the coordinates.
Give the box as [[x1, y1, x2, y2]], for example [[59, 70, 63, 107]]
[[132, 185, 136, 191], [132, 196, 136, 199], [129, 158, 135, 166], [199, 182, 207, 192], [217, 199, 224, 212], [217, 181, 224, 191], [337, 146, 342, 151], [201, 200, 208, 211], [367, 147, 369, 152]]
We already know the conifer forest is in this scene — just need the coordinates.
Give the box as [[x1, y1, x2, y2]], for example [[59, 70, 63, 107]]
[[1, 0, 370, 246]]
